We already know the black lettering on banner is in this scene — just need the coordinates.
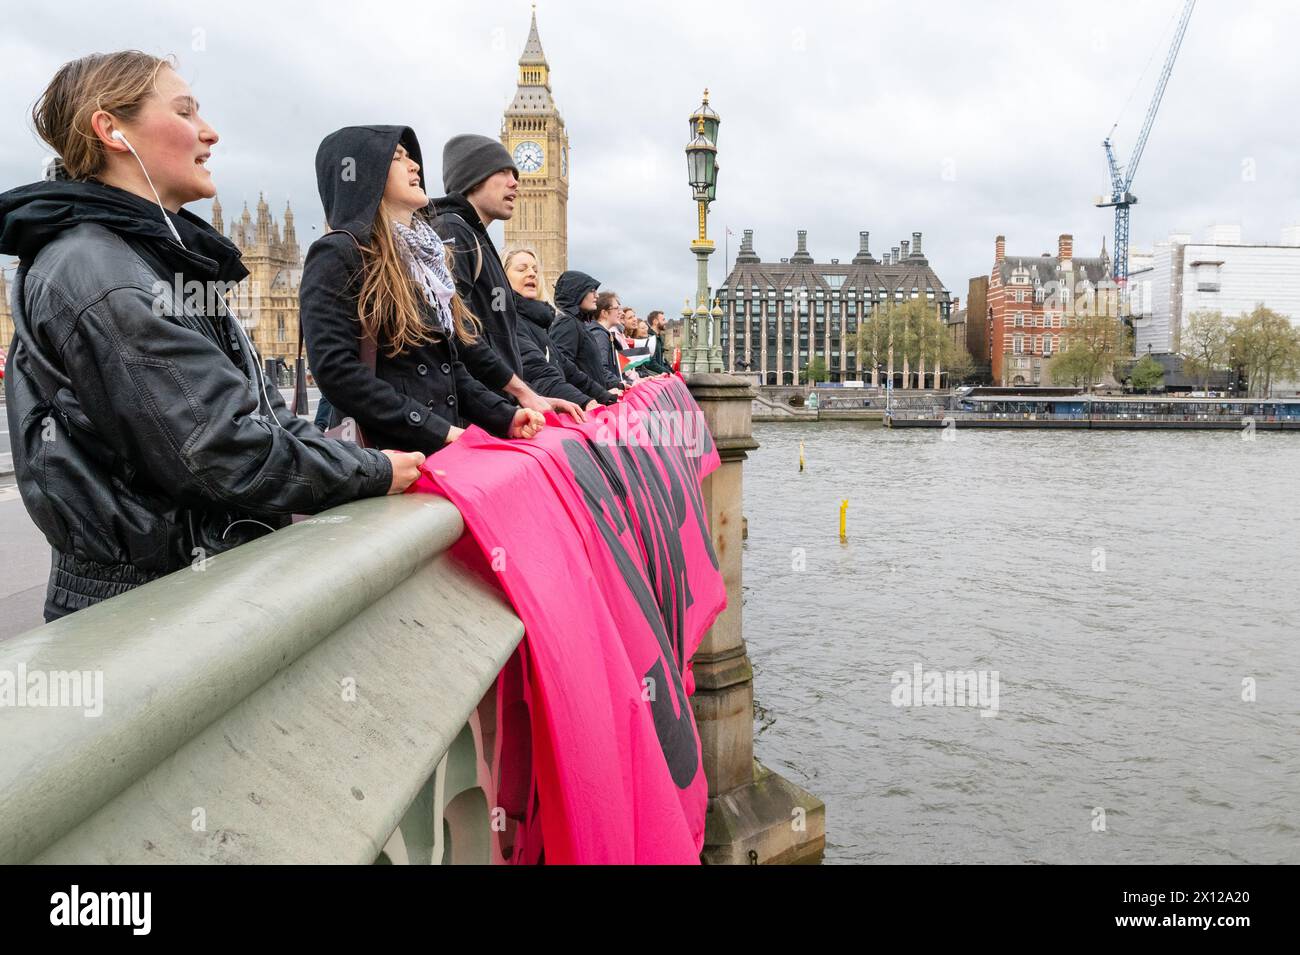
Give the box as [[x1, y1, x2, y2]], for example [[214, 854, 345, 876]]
[[560, 385, 719, 789]]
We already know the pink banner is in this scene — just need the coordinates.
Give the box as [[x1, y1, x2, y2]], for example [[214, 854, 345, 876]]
[[409, 376, 725, 864]]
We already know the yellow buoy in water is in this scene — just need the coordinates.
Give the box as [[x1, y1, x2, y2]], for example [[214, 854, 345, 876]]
[[839, 499, 848, 542], [799, 439, 805, 472]]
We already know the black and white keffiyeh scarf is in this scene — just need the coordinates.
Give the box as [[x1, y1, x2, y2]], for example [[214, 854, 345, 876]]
[[391, 217, 457, 335]]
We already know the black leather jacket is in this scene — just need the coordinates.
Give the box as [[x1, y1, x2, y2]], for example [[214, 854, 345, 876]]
[[0, 180, 392, 621]]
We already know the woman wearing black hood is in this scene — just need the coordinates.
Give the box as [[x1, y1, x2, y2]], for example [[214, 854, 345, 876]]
[[300, 125, 544, 453], [503, 248, 617, 408], [0, 53, 423, 622], [551, 270, 623, 397]]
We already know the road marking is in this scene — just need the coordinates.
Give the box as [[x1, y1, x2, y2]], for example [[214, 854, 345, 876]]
[[0, 486, 20, 503]]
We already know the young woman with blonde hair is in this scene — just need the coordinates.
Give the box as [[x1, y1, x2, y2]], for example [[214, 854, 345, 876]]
[[0, 53, 421, 621], [503, 247, 617, 410]]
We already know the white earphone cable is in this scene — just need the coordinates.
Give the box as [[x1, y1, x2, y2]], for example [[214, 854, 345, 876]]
[[113, 129, 284, 432], [112, 130, 185, 247]]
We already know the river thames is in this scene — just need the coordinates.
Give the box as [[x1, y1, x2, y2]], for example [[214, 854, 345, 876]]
[[743, 420, 1300, 864]]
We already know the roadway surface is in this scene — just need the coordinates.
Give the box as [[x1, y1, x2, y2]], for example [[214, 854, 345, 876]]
[[0, 388, 323, 640]]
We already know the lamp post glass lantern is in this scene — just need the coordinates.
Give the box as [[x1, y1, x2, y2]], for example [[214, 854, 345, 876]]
[[683, 89, 723, 373], [685, 125, 716, 200], [689, 91, 720, 149]]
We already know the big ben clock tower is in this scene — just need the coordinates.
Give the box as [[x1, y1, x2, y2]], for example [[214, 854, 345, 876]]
[[502, 7, 569, 297]]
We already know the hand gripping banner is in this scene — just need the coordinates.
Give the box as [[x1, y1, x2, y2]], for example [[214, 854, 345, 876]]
[[408, 376, 725, 863]]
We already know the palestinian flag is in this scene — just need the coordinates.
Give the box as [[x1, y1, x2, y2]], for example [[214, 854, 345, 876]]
[[617, 345, 654, 375]]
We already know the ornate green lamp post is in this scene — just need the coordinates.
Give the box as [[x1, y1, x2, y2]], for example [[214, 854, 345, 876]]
[[683, 90, 723, 373]]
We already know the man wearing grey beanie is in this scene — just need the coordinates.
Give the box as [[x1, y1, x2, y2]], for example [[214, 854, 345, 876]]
[[431, 135, 584, 421], [441, 133, 517, 198]]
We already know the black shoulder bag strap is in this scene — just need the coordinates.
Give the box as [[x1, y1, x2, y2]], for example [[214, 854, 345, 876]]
[[442, 212, 484, 283]]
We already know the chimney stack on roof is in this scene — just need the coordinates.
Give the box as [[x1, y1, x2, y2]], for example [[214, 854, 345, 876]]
[[852, 230, 875, 264], [736, 228, 760, 263], [791, 229, 813, 263], [995, 234, 1006, 264], [1058, 233, 1073, 261], [912, 231, 923, 257]]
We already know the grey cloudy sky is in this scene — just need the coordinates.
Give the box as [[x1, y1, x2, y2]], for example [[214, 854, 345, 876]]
[[2, 0, 1296, 311]]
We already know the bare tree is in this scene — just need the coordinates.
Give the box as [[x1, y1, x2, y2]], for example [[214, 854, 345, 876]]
[[1180, 310, 1231, 393]]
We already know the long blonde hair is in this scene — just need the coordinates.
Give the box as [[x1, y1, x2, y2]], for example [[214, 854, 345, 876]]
[[357, 202, 480, 356]]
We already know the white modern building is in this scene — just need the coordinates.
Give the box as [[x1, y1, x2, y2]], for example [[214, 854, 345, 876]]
[[1129, 224, 1300, 355]]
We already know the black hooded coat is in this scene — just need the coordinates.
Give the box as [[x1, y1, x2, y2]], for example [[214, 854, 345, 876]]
[[428, 191, 522, 392], [300, 125, 517, 453], [551, 270, 621, 391], [513, 292, 616, 406], [0, 177, 391, 621]]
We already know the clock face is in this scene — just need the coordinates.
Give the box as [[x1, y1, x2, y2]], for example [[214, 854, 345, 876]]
[[513, 140, 544, 174]]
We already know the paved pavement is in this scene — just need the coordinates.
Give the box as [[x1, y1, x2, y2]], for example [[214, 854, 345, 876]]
[[0, 489, 48, 640], [0, 394, 38, 639], [0, 388, 323, 640], [1, 399, 11, 478]]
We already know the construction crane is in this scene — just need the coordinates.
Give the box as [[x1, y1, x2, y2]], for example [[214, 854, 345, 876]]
[[1097, 0, 1196, 288]]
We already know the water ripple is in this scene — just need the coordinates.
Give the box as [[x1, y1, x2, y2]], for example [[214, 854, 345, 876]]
[[743, 422, 1300, 864]]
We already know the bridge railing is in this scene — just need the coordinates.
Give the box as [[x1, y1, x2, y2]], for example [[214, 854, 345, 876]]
[[2, 375, 826, 865], [0, 494, 522, 864], [888, 409, 1289, 423]]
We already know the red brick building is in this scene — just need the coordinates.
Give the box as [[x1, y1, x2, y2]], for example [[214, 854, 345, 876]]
[[988, 233, 1111, 385]]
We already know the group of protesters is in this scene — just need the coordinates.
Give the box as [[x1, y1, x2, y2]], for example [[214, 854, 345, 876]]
[[0, 51, 674, 623]]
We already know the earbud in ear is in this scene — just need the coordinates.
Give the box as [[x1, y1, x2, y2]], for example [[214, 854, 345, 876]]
[[108, 127, 185, 249]]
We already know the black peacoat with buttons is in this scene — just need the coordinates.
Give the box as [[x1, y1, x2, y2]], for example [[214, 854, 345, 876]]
[[301, 231, 517, 454], [300, 125, 518, 455]]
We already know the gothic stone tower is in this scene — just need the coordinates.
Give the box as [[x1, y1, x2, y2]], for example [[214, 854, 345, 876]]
[[501, 8, 569, 298], [211, 193, 303, 367]]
